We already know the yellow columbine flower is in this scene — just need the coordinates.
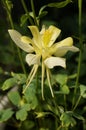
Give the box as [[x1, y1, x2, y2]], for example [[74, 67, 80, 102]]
[[8, 25, 79, 99]]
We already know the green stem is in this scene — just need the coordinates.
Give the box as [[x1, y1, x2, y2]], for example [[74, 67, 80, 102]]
[[8, 13, 14, 29], [57, 125, 61, 130], [21, 0, 34, 25], [64, 95, 67, 111], [72, 0, 83, 108], [73, 95, 81, 111], [8, 14, 27, 75], [30, 0, 38, 26], [17, 47, 27, 75], [2, 0, 27, 75], [75, 0, 83, 88], [9, 16, 27, 75]]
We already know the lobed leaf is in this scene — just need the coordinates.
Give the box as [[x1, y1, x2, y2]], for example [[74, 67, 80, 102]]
[[0, 109, 14, 122], [23, 81, 38, 110], [60, 84, 70, 94], [2, 78, 17, 90], [16, 109, 27, 121], [20, 13, 30, 26], [79, 84, 86, 98], [55, 74, 68, 85], [60, 112, 76, 127], [8, 91, 21, 106], [11, 72, 26, 84]]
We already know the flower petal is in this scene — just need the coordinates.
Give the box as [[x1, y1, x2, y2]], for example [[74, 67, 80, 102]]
[[54, 37, 73, 49], [8, 30, 34, 52], [42, 25, 61, 47], [28, 26, 41, 48], [21, 36, 33, 44], [40, 25, 46, 35], [54, 46, 79, 57], [44, 57, 66, 69], [48, 25, 61, 46], [26, 54, 40, 66]]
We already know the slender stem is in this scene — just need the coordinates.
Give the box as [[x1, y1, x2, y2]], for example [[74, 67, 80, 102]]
[[9, 16, 27, 75], [2, 0, 27, 75], [72, 0, 83, 108], [64, 95, 67, 111], [30, 0, 38, 26], [75, 0, 83, 88], [8, 13, 14, 29], [73, 95, 81, 111], [83, 120, 86, 130], [8, 11, 27, 75], [17, 47, 27, 75], [57, 125, 62, 130], [21, 0, 34, 25]]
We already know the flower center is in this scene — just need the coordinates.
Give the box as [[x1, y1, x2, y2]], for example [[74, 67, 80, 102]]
[[42, 30, 52, 47]]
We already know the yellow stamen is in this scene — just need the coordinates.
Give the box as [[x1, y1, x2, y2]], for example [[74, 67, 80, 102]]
[[43, 30, 52, 47]]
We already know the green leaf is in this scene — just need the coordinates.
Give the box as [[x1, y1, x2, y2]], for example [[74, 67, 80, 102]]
[[60, 112, 76, 127], [68, 73, 77, 79], [29, 12, 34, 18], [16, 104, 32, 121], [55, 74, 68, 85], [72, 112, 84, 121], [2, 78, 17, 90], [38, 5, 48, 19], [60, 85, 70, 94], [11, 72, 26, 84], [23, 81, 38, 110], [2, 73, 26, 91], [79, 84, 86, 98], [48, 0, 72, 8], [21, 104, 31, 111], [39, 5, 47, 15], [20, 120, 35, 129], [20, 14, 30, 26], [8, 91, 21, 106], [35, 112, 49, 118], [46, 103, 60, 116], [0, 109, 14, 122], [16, 109, 27, 121], [38, 11, 48, 19]]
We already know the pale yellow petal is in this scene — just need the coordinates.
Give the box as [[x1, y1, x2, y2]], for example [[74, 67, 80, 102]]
[[26, 54, 40, 66], [8, 30, 34, 52], [28, 26, 41, 48], [40, 25, 46, 35], [53, 37, 73, 49], [21, 36, 33, 44], [21, 36, 40, 50], [44, 57, 66, 68], [42, 25, 61, 47], [54, 46, 79, 57]]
